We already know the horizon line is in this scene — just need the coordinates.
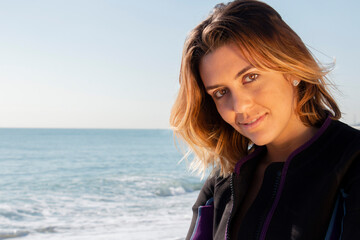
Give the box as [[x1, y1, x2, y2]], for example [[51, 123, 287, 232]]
[[0, 126, 172, 130]]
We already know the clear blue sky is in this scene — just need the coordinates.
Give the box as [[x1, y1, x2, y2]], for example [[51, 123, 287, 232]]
[[0, 0, 359, 128]]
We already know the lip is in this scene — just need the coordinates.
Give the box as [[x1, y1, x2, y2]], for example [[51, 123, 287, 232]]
[[238, 113, 267, 130]]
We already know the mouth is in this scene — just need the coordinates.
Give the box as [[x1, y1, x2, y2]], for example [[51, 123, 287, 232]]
[[238, 113, 267, 128]]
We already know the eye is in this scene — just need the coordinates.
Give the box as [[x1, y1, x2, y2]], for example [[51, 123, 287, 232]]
[[243, 73, 259, 83], [213, 89, 227, 99]]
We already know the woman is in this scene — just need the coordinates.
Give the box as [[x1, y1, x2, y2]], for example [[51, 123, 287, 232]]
[[170, 0, 360, 239]]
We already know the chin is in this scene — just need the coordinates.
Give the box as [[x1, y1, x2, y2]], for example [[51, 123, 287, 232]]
[[245, 133, 274, 146], [233, 125, 276, 146], [249, 138, 268, 146]]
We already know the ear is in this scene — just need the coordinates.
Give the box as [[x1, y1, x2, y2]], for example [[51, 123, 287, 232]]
[[284, 74, 300, 87], [292, 79, 300, 87]]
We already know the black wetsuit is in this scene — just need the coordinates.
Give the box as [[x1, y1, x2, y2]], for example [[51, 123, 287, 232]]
[[187, 117, 360, 240]]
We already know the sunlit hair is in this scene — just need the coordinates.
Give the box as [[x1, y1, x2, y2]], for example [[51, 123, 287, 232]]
[[170, 0, 341, 177]]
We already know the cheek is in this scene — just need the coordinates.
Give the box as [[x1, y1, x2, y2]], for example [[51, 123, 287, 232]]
[[215, 102, 234, 124], [259, 84, 294, 111]]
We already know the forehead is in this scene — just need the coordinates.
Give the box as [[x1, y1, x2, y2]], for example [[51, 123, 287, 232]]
[[199, 43, 250, 85]]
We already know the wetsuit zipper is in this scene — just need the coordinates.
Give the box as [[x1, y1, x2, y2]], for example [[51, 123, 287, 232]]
[[225, 168, 282, 240], [225, 174, 235, 240], [254, 170, 281, 240]]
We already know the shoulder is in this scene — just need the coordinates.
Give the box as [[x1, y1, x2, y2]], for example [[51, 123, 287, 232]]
[[335, 120, 360, 150], [327, 120, 360, 142], [325, 120, 360, 184], [192, 171, 231, 208], [298, 119, 360, 176], [320, 120, 360, 156], [203, 171, 232, 195]]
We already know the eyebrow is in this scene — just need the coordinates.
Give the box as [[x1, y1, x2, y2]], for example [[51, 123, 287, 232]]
[[234, 65, 253, 80], [205, 65, 254, 91]]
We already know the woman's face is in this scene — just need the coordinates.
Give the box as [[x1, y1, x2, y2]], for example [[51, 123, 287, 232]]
[[199, 43, 303, 146]]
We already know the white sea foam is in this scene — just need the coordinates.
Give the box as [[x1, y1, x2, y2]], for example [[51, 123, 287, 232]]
[[0, 129, 202, 239], [0, 190, 199, 240]]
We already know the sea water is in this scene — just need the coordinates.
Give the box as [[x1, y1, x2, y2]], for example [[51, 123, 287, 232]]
[[0, 128, 203, 240]]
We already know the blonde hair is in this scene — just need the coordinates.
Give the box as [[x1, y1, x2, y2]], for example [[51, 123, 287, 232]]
[[170, 0, 340, 177]]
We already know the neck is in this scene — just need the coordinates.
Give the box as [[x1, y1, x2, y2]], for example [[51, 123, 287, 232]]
[[265, 124, 318, 163]]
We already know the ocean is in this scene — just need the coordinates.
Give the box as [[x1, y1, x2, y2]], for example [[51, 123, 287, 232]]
[[0, 128, 203, 240]]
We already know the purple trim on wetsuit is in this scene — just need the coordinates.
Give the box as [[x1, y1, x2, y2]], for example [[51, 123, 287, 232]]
[[234, 146, 266, 174], [225, 146, 266, 240], [259, 115, 332, 240]]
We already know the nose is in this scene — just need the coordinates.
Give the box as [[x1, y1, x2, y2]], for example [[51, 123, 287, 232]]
[[232, 90, 253, 114]]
